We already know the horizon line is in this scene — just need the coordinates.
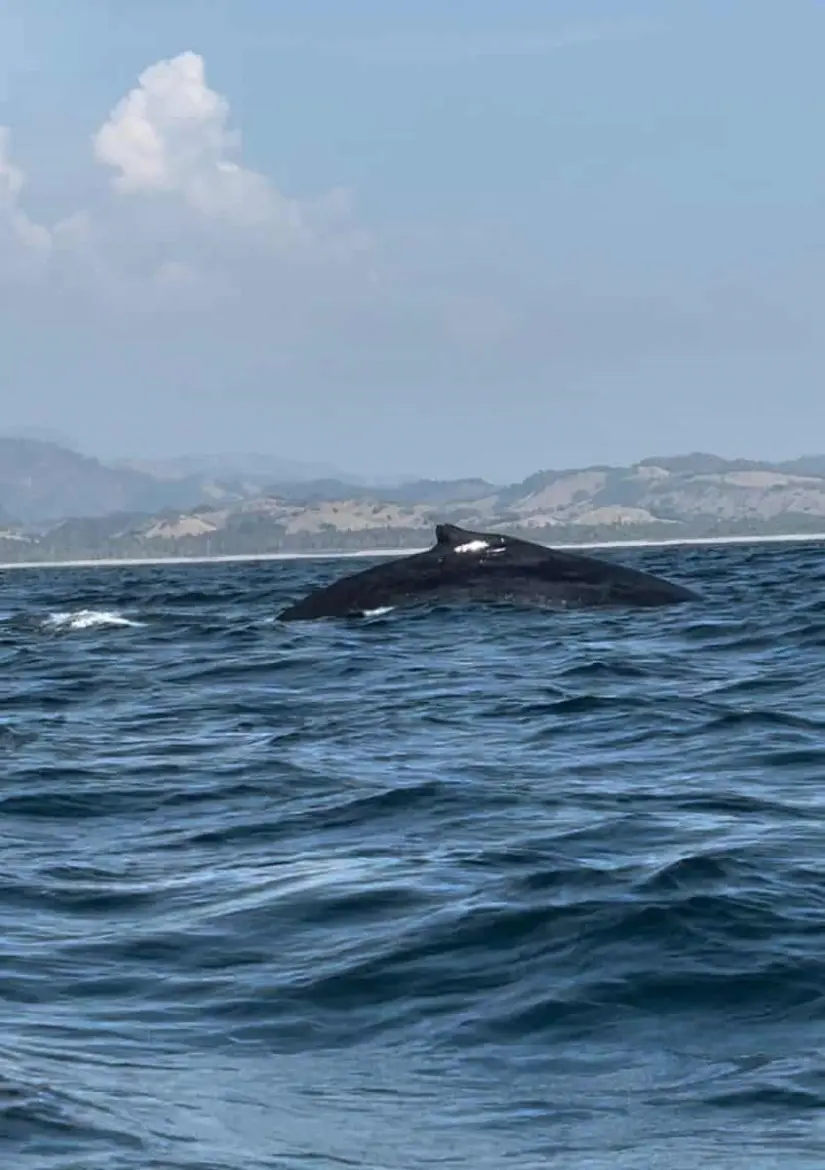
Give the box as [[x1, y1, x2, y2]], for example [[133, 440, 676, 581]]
[[2, 530, 825, 572]]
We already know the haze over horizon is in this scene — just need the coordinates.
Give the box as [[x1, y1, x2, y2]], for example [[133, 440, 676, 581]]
[[2, 1, 823, 483]]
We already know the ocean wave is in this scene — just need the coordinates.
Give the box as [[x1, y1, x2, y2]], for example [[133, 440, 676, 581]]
[[3, 541, 825, 1166], [43, 608, 143, 631]]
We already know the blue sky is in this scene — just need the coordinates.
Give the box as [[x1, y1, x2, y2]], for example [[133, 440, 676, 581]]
[[1, 0, 824, 481]]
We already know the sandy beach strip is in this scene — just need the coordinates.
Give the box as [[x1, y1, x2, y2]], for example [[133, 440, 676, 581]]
[[2, 530, 825, 571]]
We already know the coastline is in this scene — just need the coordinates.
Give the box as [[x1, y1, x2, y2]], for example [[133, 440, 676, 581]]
[[2, 530, 825, 571]]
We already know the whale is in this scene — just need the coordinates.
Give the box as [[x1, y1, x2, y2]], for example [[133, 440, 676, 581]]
[[276, 523, 700, 621]]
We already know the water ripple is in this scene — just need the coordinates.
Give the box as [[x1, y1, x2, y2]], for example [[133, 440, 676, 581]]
[[2, 541, 825, 1167]]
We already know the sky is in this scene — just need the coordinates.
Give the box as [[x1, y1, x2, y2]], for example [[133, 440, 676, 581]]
[[1, 0, 824, 482]]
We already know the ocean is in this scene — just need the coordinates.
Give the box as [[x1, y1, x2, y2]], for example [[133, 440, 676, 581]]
[[2, 540, 824, 1169]]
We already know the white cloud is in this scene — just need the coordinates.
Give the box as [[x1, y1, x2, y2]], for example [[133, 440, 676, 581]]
[[4, 39, 759, 369], [0, 127, 51, 258], [0, 49, 369, 310], [91, 51, 315, 245], [93, 52, 229, 196]]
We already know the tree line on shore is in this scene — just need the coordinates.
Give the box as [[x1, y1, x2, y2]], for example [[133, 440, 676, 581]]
[[3, 511, 825, 563]]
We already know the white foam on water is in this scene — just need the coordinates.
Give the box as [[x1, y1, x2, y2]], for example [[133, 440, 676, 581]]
[[44, 609, 143, 631], [361, 606, 396, 617]]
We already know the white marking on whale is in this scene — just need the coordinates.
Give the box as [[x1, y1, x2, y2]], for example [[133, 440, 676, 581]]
[[454, 540, 489, 554]]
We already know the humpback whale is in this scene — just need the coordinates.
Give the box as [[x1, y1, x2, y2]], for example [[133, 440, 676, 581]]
[[277, 523, 700, 621]]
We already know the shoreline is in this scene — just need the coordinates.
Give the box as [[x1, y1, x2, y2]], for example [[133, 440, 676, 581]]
[[2, 530, 825, 571]]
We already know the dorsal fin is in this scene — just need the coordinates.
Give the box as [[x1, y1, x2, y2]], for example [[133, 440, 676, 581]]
[[435, 523, 483, 547]]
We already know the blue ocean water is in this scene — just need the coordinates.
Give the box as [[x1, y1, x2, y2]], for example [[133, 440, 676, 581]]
[[2, 540, 825, 1169]]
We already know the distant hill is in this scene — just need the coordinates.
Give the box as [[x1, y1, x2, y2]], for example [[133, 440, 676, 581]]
[[111, 452, 363, 487], [0, 437, 259, 524], [0, 426, 81, 448], [4, 441, 825, 562]]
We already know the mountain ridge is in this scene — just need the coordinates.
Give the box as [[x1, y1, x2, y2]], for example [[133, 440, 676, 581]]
[[3, 436, 825, 562]]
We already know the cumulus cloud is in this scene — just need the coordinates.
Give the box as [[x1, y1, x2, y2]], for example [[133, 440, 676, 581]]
[[93, 52, 231, 196], [0, 127, 51, 258], [0, 50, 370, 309], [4, 41, 764, 369], [92, 51, 328, 247]]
